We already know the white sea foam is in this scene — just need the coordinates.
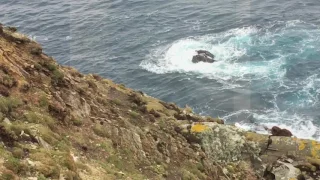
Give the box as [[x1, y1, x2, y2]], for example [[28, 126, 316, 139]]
[[141, 21, 320, 140], [140, 26, 286, 88], [230, 109, 320, 140]]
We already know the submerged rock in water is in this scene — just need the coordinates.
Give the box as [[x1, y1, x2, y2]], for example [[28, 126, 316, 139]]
[[192, 50, 216, 63]]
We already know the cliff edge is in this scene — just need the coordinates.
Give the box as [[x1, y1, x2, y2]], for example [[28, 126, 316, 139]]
[[0, 24, 320, 180]]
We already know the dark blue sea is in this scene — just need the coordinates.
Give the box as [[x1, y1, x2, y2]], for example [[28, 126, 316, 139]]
[[2, 0, 320, 139]]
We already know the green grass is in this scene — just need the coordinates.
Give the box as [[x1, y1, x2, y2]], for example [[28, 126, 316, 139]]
[[51, 69, 64, 84], [24, 111, 55, 129], [1, 74, 17, 88], [0, 97, 22, 114], [11, 147, 24, 159], [0, 171, 16, 180], [99, 140, 115, 154], [111, 99, 123, 106], [37, 174, 47, 180], [87, 79, 97, 90], [129, 111, 140, 119], [39, 95, 49, 107], [38, 126, 60, 145], [92, 124, 109, 138], [71, 118, 83, 126], [42, 62, 57, 72], [4, 156, 28, 174], [119, 84, 126, 90]]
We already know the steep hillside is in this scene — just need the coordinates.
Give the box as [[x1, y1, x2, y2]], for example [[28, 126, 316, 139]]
[[0, 24, 320, 180]]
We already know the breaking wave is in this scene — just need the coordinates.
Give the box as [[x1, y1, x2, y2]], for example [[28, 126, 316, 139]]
[[141, 20, 320, 140]]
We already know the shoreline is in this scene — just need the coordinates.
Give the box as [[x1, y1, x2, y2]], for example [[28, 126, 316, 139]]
[[1, 24, 320, 179]]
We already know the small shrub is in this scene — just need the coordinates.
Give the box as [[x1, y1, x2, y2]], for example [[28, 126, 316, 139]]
[[7, 123, 25, 137], [0, 112, 4, 121], [64, 155, 77, 171], [48, 102, 66, 121], [76, 162, 91, 173], [130, 93, 147, 106], [129, 111, 140, 119], [100, 141, 115, 154], [37, 174, 47, 180], [184, 105, 193, 114], [11, 147, 24, 159], [0, 97, 22, 115], [92, 74, 102, 81], [51, 69, 64, 84], [39, 128, 59, 145], [24, 111, 42, 124], [42, 62, 57, 72], [150, 109, 161, 118], [71, 118, 83, 126], [37, 164, 60, 178], [97, 97, 108, 106], [107, 150, 136, 172], [111, 99, 122, 106], [92, 124, 109, 138], [34, 63, 42, 71], [1, 75, 17, 88], [119, 84, 126, 90], [39, 95, 49, 107], [76, 87, 86, 96], [20, 83, 30, 93], [0, 85, 10, 97], [87, 80, 97, 90], [4, 157, 27, 174], [64, 170, 79, 180], [56, 139, 70, 151], [0, 170, 16, 180], [24, 111, 55, 129], [7, 26, 17, 32]]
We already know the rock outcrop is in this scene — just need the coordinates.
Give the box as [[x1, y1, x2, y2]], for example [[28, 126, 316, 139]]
[[0, 24, 320, 180], [271, 126, 293, 137], [192, 50, 216, 63]]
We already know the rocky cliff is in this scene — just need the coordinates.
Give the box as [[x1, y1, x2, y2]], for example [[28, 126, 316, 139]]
[[0, 24, 320, 180]]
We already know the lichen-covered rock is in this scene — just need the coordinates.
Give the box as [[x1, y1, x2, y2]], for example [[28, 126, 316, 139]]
[[190, 122, 261, 163], [266, 160, 301, 180]]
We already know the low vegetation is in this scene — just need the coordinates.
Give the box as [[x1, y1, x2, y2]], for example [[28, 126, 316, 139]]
[[1, 24, 313, 180]]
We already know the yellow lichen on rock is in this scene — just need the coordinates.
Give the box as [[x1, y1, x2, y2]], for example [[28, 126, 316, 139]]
[[310, 140, 320, 158], [191, 124, 209, 133], [245, 132, 266, 142], [297, 139, 306, 151]]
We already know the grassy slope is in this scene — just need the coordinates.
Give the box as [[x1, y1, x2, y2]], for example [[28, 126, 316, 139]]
[[3, 25, 320, 180], [0, 25, 234, 180]]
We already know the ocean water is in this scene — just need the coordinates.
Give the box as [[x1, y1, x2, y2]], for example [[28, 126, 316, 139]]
[[1, 0, 320, 140]]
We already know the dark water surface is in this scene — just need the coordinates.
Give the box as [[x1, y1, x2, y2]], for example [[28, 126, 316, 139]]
[[2, 0, 320, 139]]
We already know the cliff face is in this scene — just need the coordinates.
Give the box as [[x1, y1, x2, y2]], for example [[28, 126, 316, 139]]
[[0, 24, 320, 180]]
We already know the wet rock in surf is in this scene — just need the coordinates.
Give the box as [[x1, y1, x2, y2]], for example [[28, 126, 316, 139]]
[[0, 23, 3, 34], [192, 50, 216, 63], [271, 126, 293, 137]]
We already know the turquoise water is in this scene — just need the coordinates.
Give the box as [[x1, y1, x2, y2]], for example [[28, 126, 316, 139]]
[[1, 0, 320, 139]]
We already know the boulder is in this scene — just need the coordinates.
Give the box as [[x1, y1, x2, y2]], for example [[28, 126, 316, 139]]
[[271, 126, 293, 137], [196, 50, 214, 58], [192, 54, 215, 63], [268, 161, 301, 180], [192, 50, 216, 63]]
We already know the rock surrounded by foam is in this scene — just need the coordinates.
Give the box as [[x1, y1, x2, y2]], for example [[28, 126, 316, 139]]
[[192, 50, 216, 63]]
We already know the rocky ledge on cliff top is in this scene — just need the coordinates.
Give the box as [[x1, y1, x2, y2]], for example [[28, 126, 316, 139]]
[[0, 24, 320, 180]]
